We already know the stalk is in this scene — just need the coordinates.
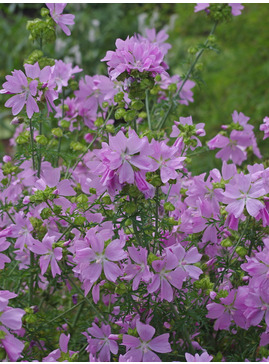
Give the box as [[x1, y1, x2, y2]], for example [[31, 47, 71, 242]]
[[157, 21, 218, 131]]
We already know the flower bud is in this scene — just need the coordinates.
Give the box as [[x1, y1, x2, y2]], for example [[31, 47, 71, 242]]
[[52, 128, 63, 138], [36, 135, 48, 145], [164, 202, 175, 211], [74, 216, 86, 226]]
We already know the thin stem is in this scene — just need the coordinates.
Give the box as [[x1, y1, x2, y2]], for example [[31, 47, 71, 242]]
[[29, 251, 34, 306], [37, 120, 42, 178], [29, 118, 35, 170], [165, 184, 172, 203], [156, 21, 218, 131], [72, 300, 85, 330], [47, 300, 85, 324], [57, 89, 65, 166], [153, 187, 160, 253], [145, 89, 152, 131], [67, 106, 114, 178]]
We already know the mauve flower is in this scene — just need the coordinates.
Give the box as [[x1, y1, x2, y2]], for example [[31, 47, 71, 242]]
[[124, 246, 152, 290], [223, 173, 265, 218], [30, 234, 62, 278], [42, 333, 77, 361], [1, 67, 39, 118], [194, 3, 244, 16], [84, 323, 118, 361], [260, 116, 269, 140], [122, 320, 171, 362], [145, 140, 185, 184], [138, 28, 171, 56], [101, 36, 168, 81], [185, 350, 213, 362], [74, 229, 127, 294], [52, 60, 82, 93], [1, 327, 25, 361], [148, 249, 187, 302], [46, 3, 75, 36]]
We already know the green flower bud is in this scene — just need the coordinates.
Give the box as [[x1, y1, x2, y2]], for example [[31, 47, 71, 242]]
[[69, 79, 78, 91], [114, 92, 124, 103], [131, 100, 144, 111], [25, 313, 37, 324], [221, 238, 233, 247], [41, 7, 50, 17], [40, 207, 52, 220], [124, 218, 132, 226], [36, 135, 48, 145], [94, 117, 104, 127], [74, 216, 86, 226], [53, 205, 62, 215], [70, 142, 85, 152], [16, 134, 29, 145], [188, 46, 198, 55], [235, 246, 248, 258], [168, 83, 177, 93], [105, 124, 115, 133], [102, 101, 109, 109], [115, 108, 126, 120], [102, 196, 112, 205], [148, 252, 160, 265], [52, 128, 63, 138], [138, 111, 147, 119], [60, 120, 70, 128], [164, 202, 175, 211], [89, 188, 96, 194], [195, 62, 204, 72], [155, 74, 161, 82], [76, 194, 88, 204]]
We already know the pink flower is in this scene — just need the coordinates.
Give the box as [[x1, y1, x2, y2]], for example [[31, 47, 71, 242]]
[[185, 350, 213, 362], [74, 229, 127, 294], [30, 234, 62, 277], [223, 173, 265, 218], [52, 60, 82, 93], [1, 67, 39, 118], [124, 246, 152, 290], [46, 3, 75, 36], [148, 249, 187, 302], [84, 323, 118, 361], [43, 333, 77, 361], [260, 116, 269, 140], [194, 3, 244, 16], [145, 140, 185, 184], [101, 36, 168, 80], [122, 320, 171, 362]]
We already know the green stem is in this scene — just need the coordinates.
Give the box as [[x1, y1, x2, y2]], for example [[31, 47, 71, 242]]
[[67, 106, 114, 178], [156, 21, 218, 131], [47, 300, 85, 324], [29, 118, 35, 171], [145, 89, 152, 131], [37, 120, 42, 178], [57, 89, 65, 166], [29, 251, 34, 306], [165, 184, 172, 203], [72, 300, 85, 330], [153, 187, 160, 253]]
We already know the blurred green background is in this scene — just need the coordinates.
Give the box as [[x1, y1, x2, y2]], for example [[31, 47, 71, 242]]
[[0, 3, 268, 169]]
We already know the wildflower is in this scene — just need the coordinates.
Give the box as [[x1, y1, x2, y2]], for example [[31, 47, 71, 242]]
[[260, 116, 269, 140], [223, 173, 265, 218], [101, 36, 168, 81], [1, 68, 39, 118], [185, 350, 213, 362], [46, 3, 75, 36], [42, 333, 77, 361], [30, 234, 62, 278], [84, 323, 118, 361], [122, 320, 171, 361]]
